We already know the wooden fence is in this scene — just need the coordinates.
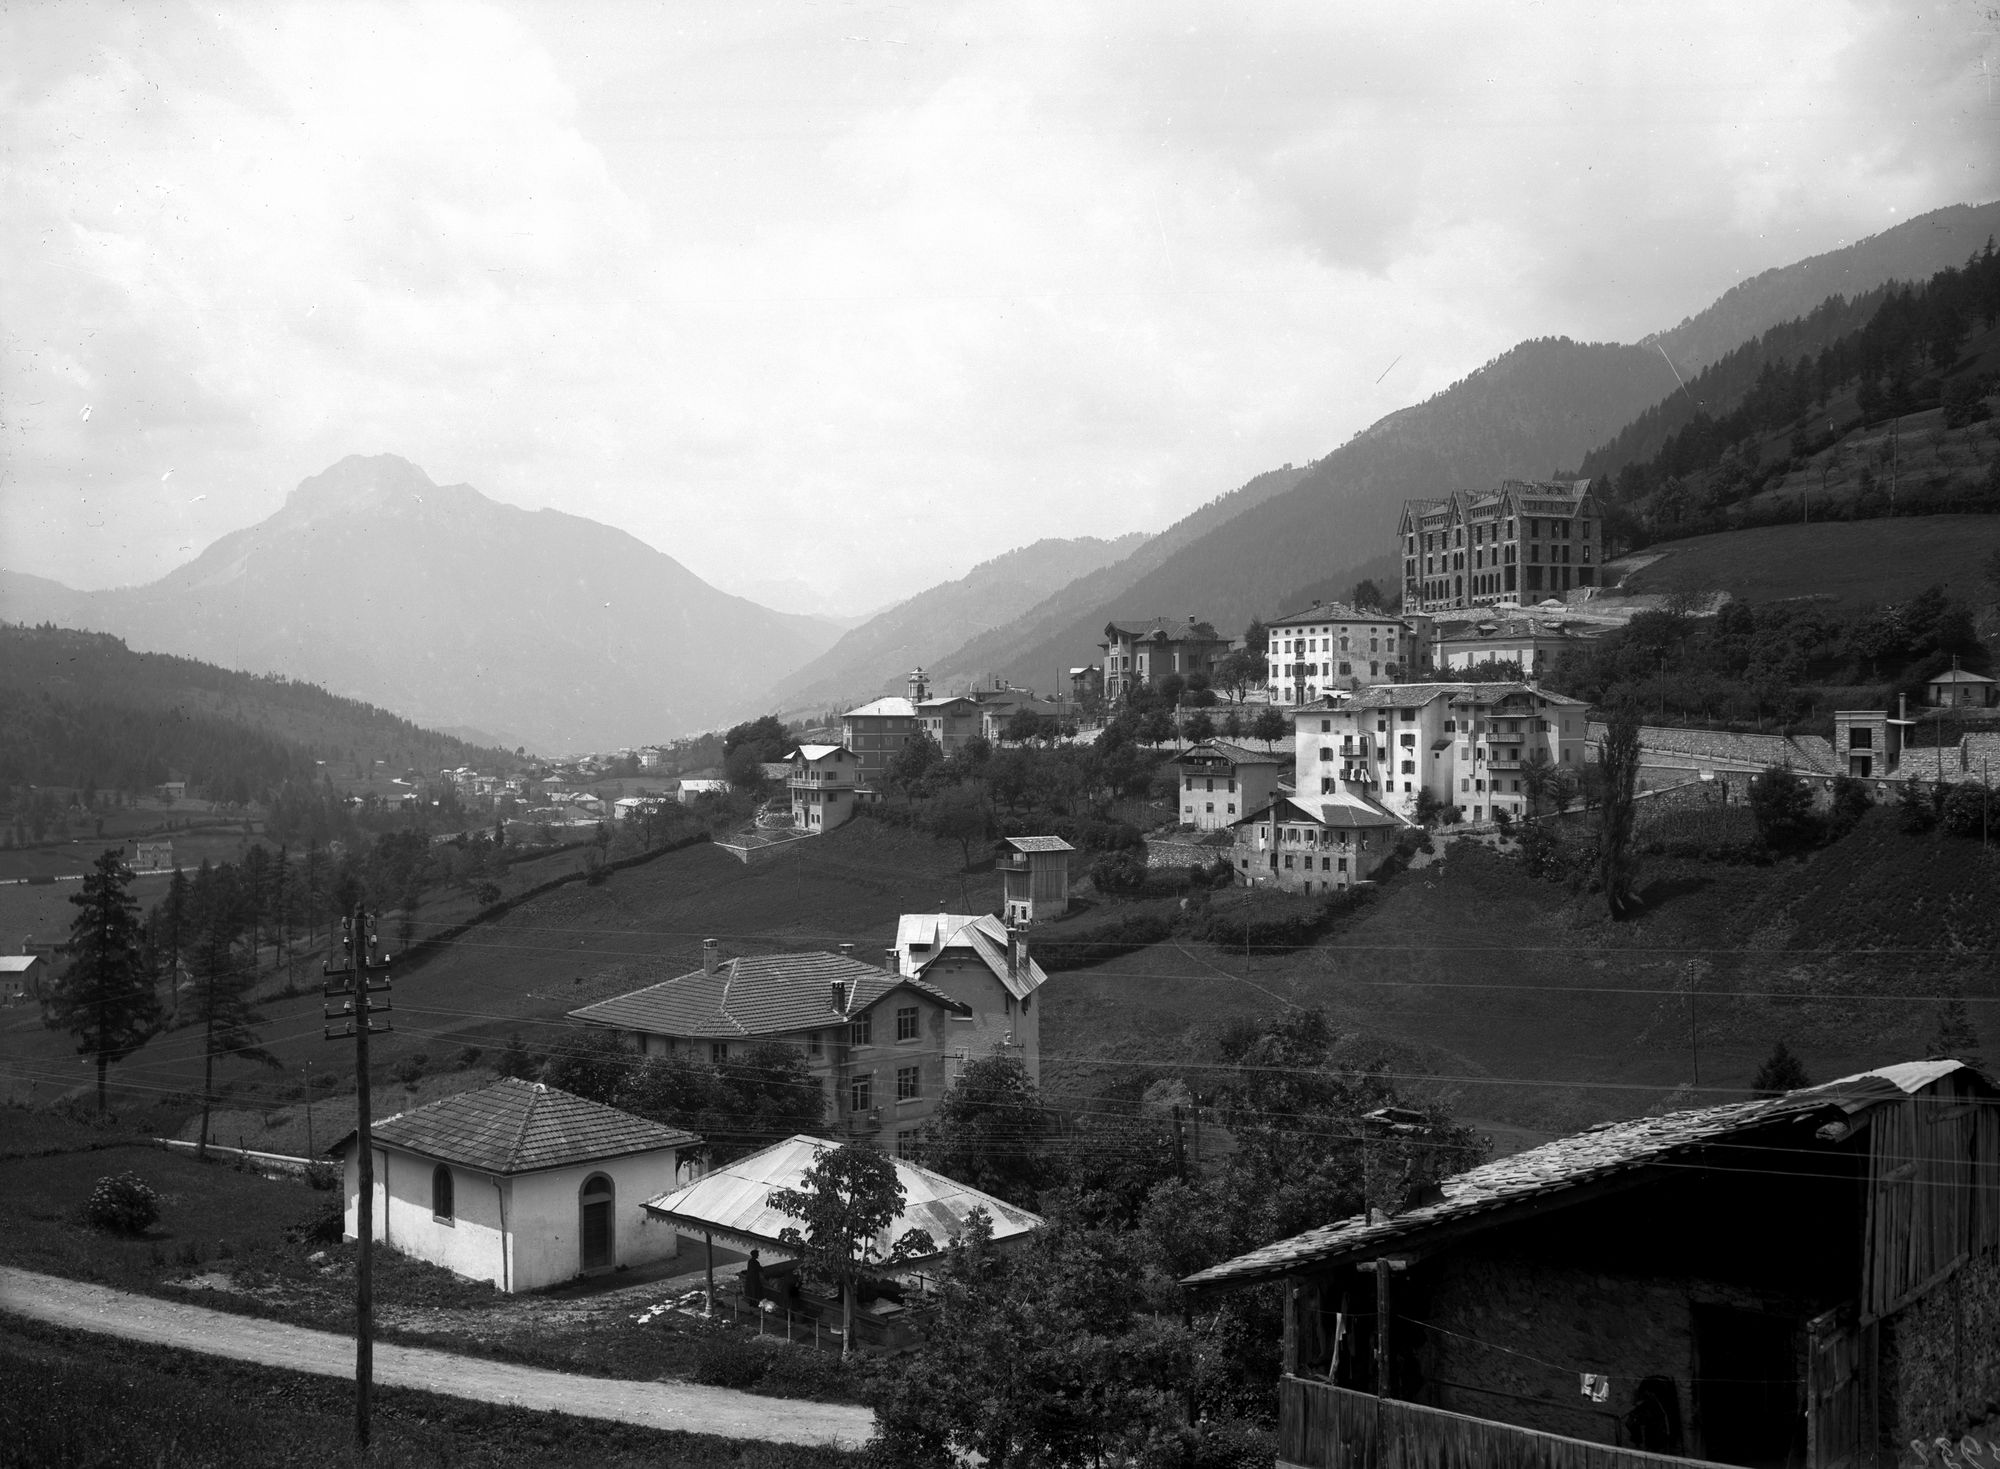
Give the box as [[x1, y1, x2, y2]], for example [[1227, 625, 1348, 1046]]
[[1277, 1377, 1730, 1469]]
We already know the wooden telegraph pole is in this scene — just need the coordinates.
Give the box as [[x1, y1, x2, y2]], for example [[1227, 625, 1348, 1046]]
[[324, 907, 392, 1450]]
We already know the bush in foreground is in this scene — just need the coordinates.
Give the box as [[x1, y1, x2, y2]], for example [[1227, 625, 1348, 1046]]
[[83, 1172, 160, 1234]]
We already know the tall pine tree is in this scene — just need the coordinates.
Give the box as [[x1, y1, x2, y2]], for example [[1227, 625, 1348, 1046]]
[[47, 849, 160, 1111], [186, 861, 279, 1157]]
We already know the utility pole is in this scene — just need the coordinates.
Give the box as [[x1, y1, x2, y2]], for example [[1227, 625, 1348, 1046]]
[[324, 907, 392, 1451]]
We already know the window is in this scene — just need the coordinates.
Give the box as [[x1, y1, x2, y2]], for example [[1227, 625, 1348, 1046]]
[[849, 1012, 872, 1046], [896, 1005, 919, 1041], [897, 1065, 921, 1101], [1284, 855, 1294, 868], [850, 1075, 873, 1112], [432, 1165, 454, 1222], [1227, 803, 1236, 814], [896, 1130, 918, 1159], [1320, 747, 1333, 762], [1321, 857, 1331, 871], [711, 1041, 730, 1063], [1338, 857, 1348, 872]]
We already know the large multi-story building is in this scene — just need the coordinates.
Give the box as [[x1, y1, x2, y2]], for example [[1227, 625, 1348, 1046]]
[[1399, 480, 1603, 614], [571, 942, 972, 1152], [1099, 617, 1232, 702], [1290, 681, 1591, 824], [1169, 740, 1290, 831], [841, 696, 916, 784], [1431, 615, 1607, 675], [1263, 600, 1419, 704], [787, 743, 858, 831], [892, 911, 1046, 1089]]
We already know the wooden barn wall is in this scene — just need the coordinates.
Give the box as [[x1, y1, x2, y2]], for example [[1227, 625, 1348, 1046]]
[[1862, 1079, 1998, 1321]]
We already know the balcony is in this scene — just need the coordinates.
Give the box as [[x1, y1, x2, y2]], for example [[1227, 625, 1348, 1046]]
[[1278, 1377, 1724, 1469]]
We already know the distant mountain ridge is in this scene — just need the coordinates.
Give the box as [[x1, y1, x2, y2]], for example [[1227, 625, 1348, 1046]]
[[885, 200, 2000, 694], [764, 532, 1149, 713], [0, 455, 845, 753]]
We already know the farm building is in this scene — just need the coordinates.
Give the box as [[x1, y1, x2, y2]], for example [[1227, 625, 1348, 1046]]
[[329, 1078, 701, 1293], [1184, 1060, 2000, 1469], [995, 835, 1074, 925]]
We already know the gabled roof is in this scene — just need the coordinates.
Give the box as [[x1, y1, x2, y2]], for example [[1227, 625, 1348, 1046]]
[[643, 1135, 1044, 1261], [328, 1078, 699, 1175], [1102, 617, 1224, 642], [896, 911, 1048, 1002], [1241, 791, 1406, 830], [844, 696, 917, 718], [791, 744, 845, 762], [1297, 682, 1588, 712], [915, 696, 981, 713], [1930, 668, 1996, 684], [570, 951, 969, 1040], [1174, 740, 1289, 768], [1182, 1062, 1983, 1293], [0, 955, 41, 973], [1267, 600, 1403, 628], [1000, 835, 1075, 853]]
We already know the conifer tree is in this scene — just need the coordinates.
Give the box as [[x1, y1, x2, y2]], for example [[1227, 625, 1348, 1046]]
[[186, 862, 280, 1157], [46, 849, 160, 1111], [1751, 1040, 1811, 1097]]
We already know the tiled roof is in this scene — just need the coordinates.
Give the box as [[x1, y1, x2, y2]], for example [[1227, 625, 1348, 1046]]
[[570, 951, 969, 1040], [844, 697, 916, 718], [1175, 740, 1289, 767], [1183, 1062, 1977, 1292], [329, 1078, 699, 1175], [643, 1135, 1044, 1260], [1437, 618, 1604, 644], [915, 696, 980, 712], [1302, 682, 1587, 712], [1930, 669, 1996, 684], [1001, 835, 1075, 853], [1243, 792, 1406, 830], [1103, 617, 1224, 641], [1268, 601, 1402, 628]]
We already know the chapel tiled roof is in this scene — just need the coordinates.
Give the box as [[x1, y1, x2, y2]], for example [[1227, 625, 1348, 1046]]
[[1181, 1062, 1978, 1292], [569, 951, 969, 1040], [327, 1078, 699, 1174]]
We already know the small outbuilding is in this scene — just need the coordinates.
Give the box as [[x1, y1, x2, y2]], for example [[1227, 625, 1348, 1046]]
[[330, 1078, 701, 1293], [995, 835, 1074, 926], [1928, 665, 1997, 708]]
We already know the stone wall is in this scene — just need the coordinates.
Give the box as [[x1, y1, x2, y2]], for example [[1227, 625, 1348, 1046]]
[[1887, 1247, 2000, 1446]]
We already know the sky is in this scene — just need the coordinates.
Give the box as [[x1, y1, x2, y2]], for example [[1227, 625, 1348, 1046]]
[[3, 1, 1996, 615]]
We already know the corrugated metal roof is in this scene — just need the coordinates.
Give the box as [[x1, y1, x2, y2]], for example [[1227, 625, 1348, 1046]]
[[328, 1078, 699, 1175], [570, 951, 969, 1039], [1182, 1063, 1976, 1292], [643, 1134, 1044, 1259]]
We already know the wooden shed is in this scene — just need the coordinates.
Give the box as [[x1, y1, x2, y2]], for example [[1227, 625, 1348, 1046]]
[[1184, 1061, 2000, 1468]]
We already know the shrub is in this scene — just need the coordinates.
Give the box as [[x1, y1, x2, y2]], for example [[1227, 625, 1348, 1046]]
[[755, 1342, 852, 1398], [689, 1333, 770, 1389], [302, 1159, 340, 1191], [1941, 781, 1998, 838], [84, 1172, 161, 1235], [287, 1197, 344, 1247]]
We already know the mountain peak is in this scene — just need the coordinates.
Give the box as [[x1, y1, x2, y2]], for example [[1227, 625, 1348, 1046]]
[[283, 453, 441, 517]]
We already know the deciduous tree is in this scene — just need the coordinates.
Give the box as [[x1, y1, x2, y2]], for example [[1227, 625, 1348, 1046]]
[[767, 1143, 934, 1355], [1596, 701, 1644, 918]]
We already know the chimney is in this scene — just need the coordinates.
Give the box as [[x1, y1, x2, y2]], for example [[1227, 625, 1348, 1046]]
[[886, 946, 900, 975], [838, 942, 854, 960], [830, 979, 849, 1013], [1015, 932, 1030, 979], [702, 939, 719, 976]]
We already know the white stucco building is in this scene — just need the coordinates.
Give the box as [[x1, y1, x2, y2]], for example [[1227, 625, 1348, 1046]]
[[788, 743, 858, 831], [331, 1078, 701, 1293], [892, 912, 1047, 1088]]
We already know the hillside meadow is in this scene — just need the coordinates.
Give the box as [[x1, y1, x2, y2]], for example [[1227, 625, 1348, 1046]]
[[1619, 514, 2000, 607]]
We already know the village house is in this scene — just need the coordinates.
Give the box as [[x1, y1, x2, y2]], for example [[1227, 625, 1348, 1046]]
[[1233, 791, 1403, 894], [1169, 739, 1290, 831], [1098, 616, 1231, 703], [1069, 664, 1104, 704], [1292, 681, 1591, 824], [0, 953, 45, 1004], [329, 1078, 701, 1292], [1184, 1060, 2000, 1469], [788, 744, 857, 831], [132, 839, 175, 872], [979, 692, 1062, 743], [994, 834, 1074, 925], [1264, 600, 1415, 704], [676, 777, 731, 803], [842, 693, 919, 784], [892, 911, 1047, 1088], [914, 695, 985, 757], [570, 943, 972, 1159], [1400, 479, 1603, 613], [1431, 614, 1608, 675], [1927, 663, 1998, 708]]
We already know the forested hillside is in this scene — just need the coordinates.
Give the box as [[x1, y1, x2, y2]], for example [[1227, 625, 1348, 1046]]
[[0, 624, 518, 802]]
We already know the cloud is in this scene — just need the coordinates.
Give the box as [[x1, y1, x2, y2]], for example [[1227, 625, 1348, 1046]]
[[2, 0, 1994, 615]]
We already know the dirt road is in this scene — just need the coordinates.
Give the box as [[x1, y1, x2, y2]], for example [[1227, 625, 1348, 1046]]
[[0, 1266, 872, 1448]]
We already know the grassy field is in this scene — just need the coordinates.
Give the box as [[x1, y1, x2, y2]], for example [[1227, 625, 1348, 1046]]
[[0, 1315, 857, 1469], [1617, 515, 2000, 606], [0, 1124, 862, 1398], [1039, 806, 1999, 1136], [4, 818, 1000, 1114]]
